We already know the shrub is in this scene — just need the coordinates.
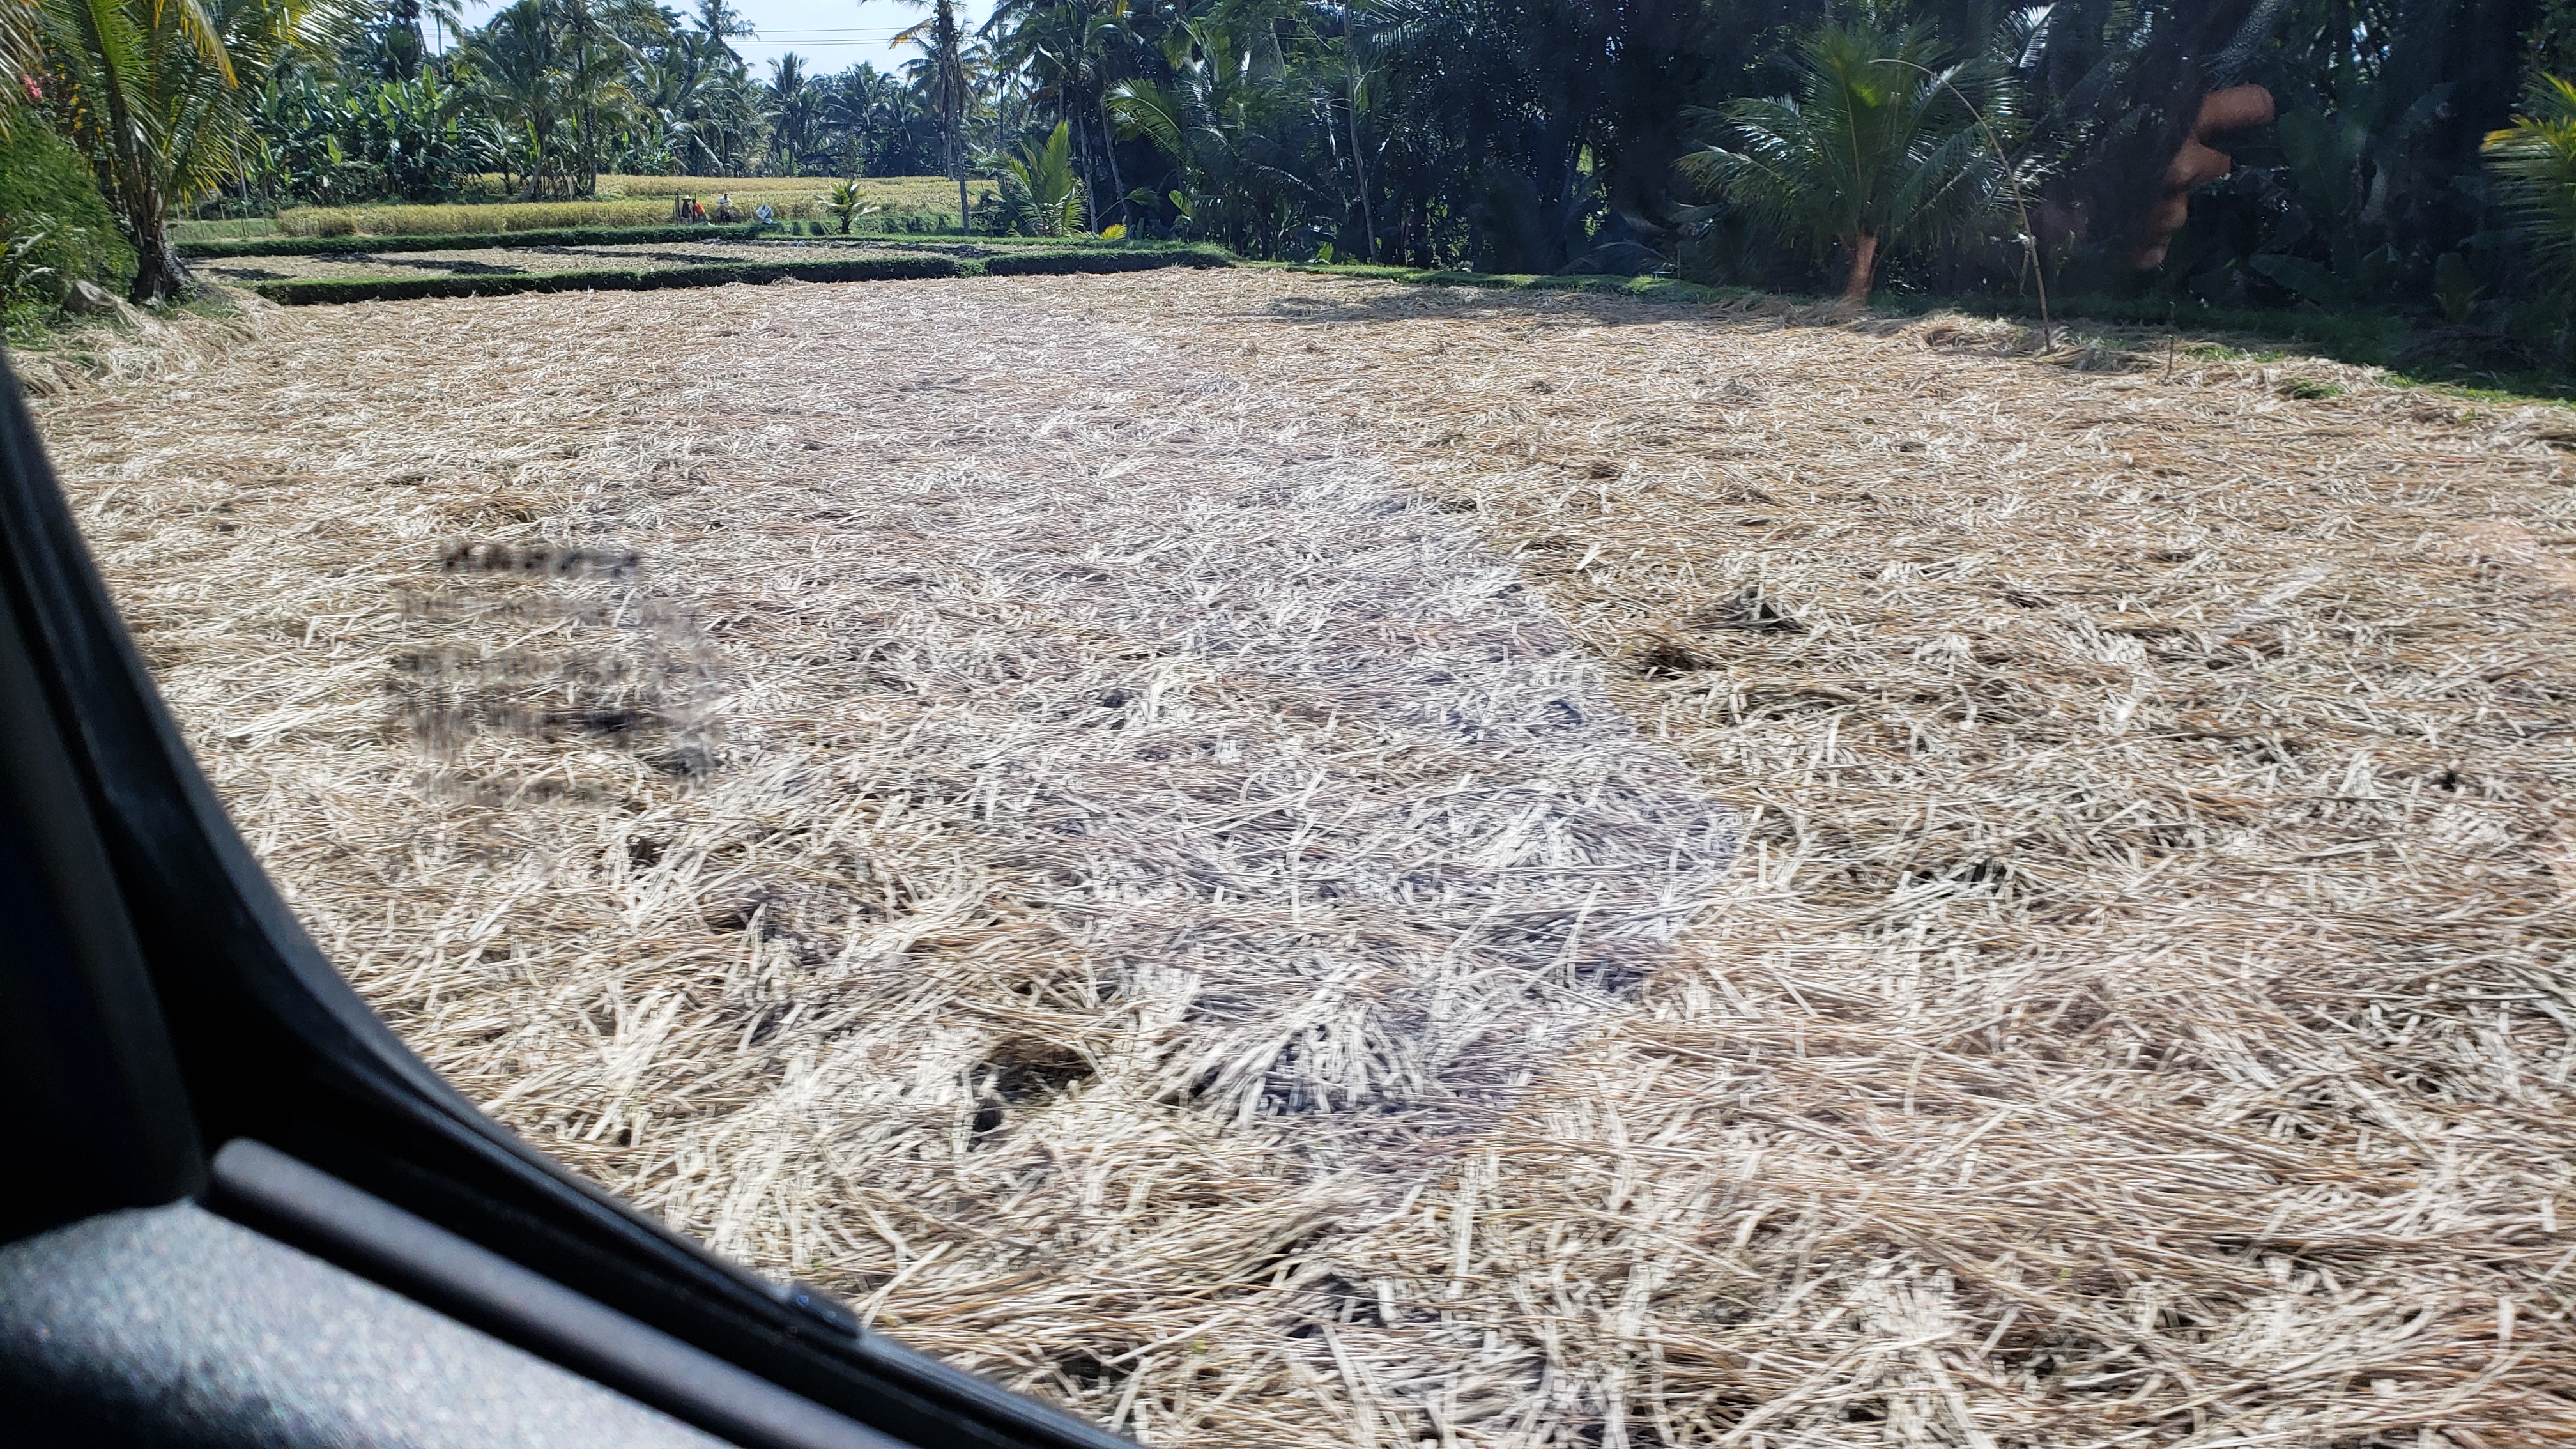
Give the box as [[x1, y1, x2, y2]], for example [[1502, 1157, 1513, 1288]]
[[0, 125, 135, 330], [995, 123, 1083, 236], [1676, 18, 2011, 305]]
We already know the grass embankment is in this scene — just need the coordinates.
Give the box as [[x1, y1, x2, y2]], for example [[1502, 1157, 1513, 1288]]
[[180, 222, 766, 259], [1278, 260, 1741, 305], [188, 227, 1217, 262], [247, 242, 1234, 304], [273, 197, 836, 234], [268, 176, 972, 238], [1275, 260, 2575, 405]]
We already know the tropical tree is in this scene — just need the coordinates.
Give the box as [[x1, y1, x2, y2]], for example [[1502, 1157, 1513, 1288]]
[[892, 0, 970, 229], [815, 62, 891, 176], [465, 0, 569, 195], [983, 0, 1131, 227], [556, 0, 638, 199], [1107, 15, 1305, 249], [763, 50, 820, 172], [38, 0, 298, 301], [1680, 17, 2011, 304], [1320, 2, 1378, 261], [2486, 73, 2576, 298]]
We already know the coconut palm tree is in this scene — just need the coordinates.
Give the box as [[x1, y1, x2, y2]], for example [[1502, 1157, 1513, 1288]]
[[984, 0, 1130, 227], [1107, 15, 1296, 249], [1678, 17, 2009, 305], [818, 175, 874, 231], [891, 0, 969, 230], [815, 61, 893, 176], [465, 0, 567, 195], [558, 0, 648, 198], [763, 51, 825, 172], [38, 0, 296, 302]]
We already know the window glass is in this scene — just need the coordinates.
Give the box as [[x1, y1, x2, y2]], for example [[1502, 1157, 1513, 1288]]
[[31, 2, 2576, 1443]]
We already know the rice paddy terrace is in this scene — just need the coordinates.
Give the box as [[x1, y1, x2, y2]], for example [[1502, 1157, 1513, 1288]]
[[190, 234, 1002, 287], [36, 270, 2576, 1445]]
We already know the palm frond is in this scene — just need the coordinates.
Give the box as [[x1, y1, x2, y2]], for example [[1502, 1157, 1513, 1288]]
[[1106, 75, 1182, 162], [2484, 75, 2576, 294]]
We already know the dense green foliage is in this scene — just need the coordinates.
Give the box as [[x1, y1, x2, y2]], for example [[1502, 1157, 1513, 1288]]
[[0, 122, 134, 328], [217, 0, 956, 208], [0, 0, 2564, 347]]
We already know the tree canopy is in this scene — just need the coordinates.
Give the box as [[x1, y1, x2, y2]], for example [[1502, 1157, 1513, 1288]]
[[2, 0, 2569, 325]]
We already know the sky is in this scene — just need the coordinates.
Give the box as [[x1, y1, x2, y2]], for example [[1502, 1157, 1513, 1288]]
[[436, 0, 997, 79]]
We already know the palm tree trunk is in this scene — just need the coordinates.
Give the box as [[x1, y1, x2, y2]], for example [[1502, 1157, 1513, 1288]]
[[1073, 110, 1095, 231], [129, 208, 188, 305], [1098, 94, 1126, 227], [947, 79, 967, 233], [1346, 66, 1374, 263], [1843, 231, 1878, 305]]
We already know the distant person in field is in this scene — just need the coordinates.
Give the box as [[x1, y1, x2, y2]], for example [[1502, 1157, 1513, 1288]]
[[716, 194, 735, 223], [756, 203, 774, 226]]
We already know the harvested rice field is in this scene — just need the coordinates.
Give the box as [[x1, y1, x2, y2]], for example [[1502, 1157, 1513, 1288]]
[[33, 271, 2576, 1446]]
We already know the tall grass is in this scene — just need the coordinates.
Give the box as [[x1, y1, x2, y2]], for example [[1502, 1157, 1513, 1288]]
[[170, 217, 280, 241]]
